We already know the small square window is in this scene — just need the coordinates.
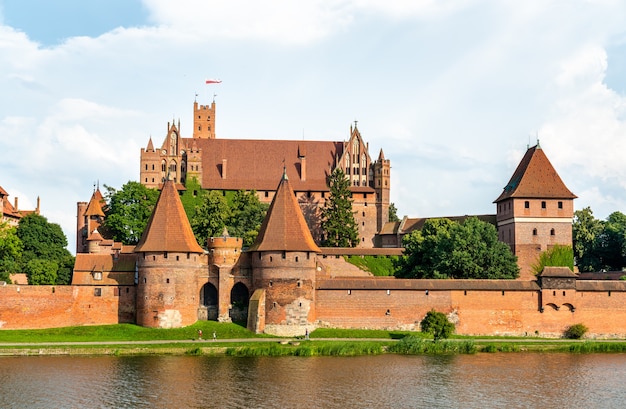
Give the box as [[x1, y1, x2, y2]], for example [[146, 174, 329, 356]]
[[558, 201, 563, 209], [94, 288, 102, 297], [525, 201, 530, 209], [541, 201, 546, 209]]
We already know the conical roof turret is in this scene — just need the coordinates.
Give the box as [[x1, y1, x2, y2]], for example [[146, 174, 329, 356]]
[[248, 170, 320, 253], [84, 188, 105, 217], [134, 179, 204, 253]]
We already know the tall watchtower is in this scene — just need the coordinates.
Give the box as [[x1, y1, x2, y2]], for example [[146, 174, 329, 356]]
[[247, 170, 321, 336], [193, 101, 216, 139], [134, 179, 206, 328], [494, 143, 577, 280], [373, 149, 391, 233]]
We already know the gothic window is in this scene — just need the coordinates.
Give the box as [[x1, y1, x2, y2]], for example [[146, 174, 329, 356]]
[[161, 161, 166, 172]]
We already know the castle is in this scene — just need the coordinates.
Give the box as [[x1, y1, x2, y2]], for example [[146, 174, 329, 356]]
[[0, 186, 40, 227], [137, 100, 390, 247], [2, 103, 625, 338]]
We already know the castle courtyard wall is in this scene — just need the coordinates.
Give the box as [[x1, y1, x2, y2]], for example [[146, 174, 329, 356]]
[[0, 285, 136, 329], [1, 279, 625, 338], [315, 280, 626, 338]]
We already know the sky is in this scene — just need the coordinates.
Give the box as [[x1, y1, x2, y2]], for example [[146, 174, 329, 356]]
[[2, 0, 626, 254]]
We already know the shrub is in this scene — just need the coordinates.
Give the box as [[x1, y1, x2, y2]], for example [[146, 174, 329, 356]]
[[564, 323, 588, 339], [420, 310, 455, 341]]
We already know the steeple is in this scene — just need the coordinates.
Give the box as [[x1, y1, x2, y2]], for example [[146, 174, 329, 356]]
[[83, 188, 105, 217], [248, 171, 320, 253], [134, 179, 204, 253]]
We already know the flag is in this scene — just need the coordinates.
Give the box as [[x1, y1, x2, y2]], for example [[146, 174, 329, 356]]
[[206, 79, 222, 84]]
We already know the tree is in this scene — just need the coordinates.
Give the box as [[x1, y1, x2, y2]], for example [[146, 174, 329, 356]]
[[420, 310, 455, 341], [596, 211, 626, 271], [531, 244, 574, 275], [25, 259, 58, 285], [101, 181, 159, 244], [573, 207, 604, 272], [388, 203, 400, 223], [190, 190, 230, 246], [0, 222, 23, 283], [16, 214, 74, 285], [320, 168, 359, 247], [395, 217, 519, 279], [226, 190, 268, 247]]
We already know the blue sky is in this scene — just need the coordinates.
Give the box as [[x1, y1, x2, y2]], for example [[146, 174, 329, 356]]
[[1, 0, 626, 253]]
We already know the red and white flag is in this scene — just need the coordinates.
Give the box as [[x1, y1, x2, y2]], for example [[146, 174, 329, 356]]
[[205, 79, 222, 84]]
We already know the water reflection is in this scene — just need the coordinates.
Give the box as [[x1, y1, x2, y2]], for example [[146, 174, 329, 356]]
[[0, 353, 625, 408]]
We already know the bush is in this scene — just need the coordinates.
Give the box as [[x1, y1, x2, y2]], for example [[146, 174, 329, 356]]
[[564, 323, 588, 339], [420, 310, 455, 341]]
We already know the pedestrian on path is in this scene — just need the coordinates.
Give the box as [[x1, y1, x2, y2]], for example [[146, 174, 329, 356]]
[[198, 329, 203, 340], [213, 331, 216, 341]]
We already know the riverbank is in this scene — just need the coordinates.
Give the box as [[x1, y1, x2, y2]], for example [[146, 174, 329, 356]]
[[1, 323, 626, 356], [2, 337, 626, 357]]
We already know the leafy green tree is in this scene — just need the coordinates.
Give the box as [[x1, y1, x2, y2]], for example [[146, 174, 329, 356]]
[[16, 214, 74, 285], [395, 217, 519, 279], [180, 177, 205, 220], [388, 203, 400, 223], [190, 190, 230, 246], [531, 244, 574, 275], [226, 190, 268, 247], [25, 259, 58, 285], [101, 181, 159, 244], [596, 211, 626, 271], [420, 310, 455, 341], [321, 168, 359, 247], [573, 207, 604, 272], [0, 222, 23, 283]]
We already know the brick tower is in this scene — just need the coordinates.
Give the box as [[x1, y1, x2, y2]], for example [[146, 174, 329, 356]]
[[76, 187, 106, 254], [373, 148, 391, 234], [134, 178, 206, 328], [192, 101, 216, 139], [247, 169, 321, 336], [494, 143, 577, 280]]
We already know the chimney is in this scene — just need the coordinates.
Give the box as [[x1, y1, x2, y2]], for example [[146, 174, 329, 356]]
[[300, 157, 306, 181], [14, 197, 18, 211], [36, 196, 40, 214], [221, 159, 227, 179]]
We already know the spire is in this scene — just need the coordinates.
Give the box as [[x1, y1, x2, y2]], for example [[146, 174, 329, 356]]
[[134, 179, 204, 253], [84, 187, 105, 217], [248, 172, 320, 253], [147, 137, 154, 152], [378, 148, 386, 160]]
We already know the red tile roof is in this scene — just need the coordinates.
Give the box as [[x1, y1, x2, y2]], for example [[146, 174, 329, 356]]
[[186, 138, 344, 192], [495, 145, 577, 202], [84, 189, 105, 217], [248, 171, 321, 252], [134, 179, 204, 253]]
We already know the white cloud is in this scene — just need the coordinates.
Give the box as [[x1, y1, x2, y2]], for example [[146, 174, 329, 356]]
[[2, 0, 626, 250]]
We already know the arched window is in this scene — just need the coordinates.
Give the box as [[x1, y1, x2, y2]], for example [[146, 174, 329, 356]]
[[161, 160, 166, 172], [532, 228, 537, 236], [550, 228, 555, 236]]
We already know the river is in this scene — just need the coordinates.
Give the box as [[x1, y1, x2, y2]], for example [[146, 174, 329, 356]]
[[0, 353, 625, 408]]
